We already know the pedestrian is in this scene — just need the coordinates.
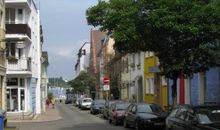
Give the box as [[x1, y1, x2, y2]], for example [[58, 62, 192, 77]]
[[51, 98, 55, 108], [46, 99, 50, 107]]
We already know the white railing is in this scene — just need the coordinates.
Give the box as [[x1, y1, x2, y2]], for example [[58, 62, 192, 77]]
[[6, 57, 31, 71]]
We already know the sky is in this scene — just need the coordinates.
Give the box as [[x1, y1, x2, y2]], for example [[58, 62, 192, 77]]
[[40, 0, 98, 80]]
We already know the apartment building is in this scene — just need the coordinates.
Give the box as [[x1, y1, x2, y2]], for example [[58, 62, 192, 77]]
[[5, 0, 42, 116], [0, 0, 6, 110]]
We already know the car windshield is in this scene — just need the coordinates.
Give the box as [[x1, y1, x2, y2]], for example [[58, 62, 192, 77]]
[[150, 104, 163, 112], [116, 103, 129, 110], [83, 99, 92, 102], [195, 107, 220, 124], [137, 104, 152, 113]]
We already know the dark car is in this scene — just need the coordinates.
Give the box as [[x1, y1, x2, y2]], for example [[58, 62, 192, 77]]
[[123, 103, 167, 130], [65, 99, 72, 104], [90, 99, 105, 114], [166, 105, 220, 130], [108, 102, 130, 125]]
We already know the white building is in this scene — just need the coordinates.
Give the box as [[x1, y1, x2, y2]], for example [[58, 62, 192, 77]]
[[41, 51, 49, 113], [128, 52, 145, 103], [75, 42, 90, 76], [5, 0, 42, 116]]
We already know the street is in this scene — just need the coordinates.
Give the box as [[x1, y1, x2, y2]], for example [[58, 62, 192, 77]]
[[9, 104, 127, 130]]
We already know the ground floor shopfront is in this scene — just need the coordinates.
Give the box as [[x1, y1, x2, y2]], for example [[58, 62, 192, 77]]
[[6, 77, 27, 112]]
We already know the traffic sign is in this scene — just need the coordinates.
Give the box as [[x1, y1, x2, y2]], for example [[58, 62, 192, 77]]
[[103, 85, 110, 91]]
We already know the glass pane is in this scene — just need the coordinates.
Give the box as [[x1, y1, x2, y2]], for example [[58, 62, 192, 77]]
[[20, 89, 25, 111], [10, 8, 15, 24], [11, 89, 18, 111]]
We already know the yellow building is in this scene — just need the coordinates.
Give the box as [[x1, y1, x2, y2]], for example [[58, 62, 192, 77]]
[[144, 52, 168, 108], [0, 0, 6, 110]]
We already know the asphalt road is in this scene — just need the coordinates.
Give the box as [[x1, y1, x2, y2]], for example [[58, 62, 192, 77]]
[[9, 104, 128, 130]]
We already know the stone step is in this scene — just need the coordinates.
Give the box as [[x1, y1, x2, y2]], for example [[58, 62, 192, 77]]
[[7, 111, 35, 120]]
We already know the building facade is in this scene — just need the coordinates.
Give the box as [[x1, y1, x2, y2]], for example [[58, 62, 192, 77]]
[[89, 29, 106, 98], [75, 42, 90, 76], [128, 52, 145, 103], [0, 0, 6, 110], [168, 67, 220, 106], [41, 51, 49, 113], [5, 0, 42, 115], [144, 52, 168, 108]]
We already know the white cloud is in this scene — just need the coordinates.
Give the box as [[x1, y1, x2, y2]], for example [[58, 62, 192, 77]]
[[58, 48, 72, 58], [56, 39, 88, 58]]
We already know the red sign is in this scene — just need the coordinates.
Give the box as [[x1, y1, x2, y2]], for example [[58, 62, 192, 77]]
[[103, 75, 110, 84]]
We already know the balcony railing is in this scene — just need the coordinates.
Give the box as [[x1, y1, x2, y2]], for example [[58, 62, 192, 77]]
[[6, 57, 31, 72], [6, 24, 31, 39]]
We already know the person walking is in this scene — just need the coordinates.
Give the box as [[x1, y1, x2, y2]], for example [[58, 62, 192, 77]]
[[51, 98, 55, 108]]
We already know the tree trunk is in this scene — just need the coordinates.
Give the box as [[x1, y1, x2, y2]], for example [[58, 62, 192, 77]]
[[172, 77, 178, 106]]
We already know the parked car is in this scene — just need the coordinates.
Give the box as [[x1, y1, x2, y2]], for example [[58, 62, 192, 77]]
[[108, 102, 130, 125], [65, 99, 72, 104], [80, 98, 93, 110], [123, 103, 167, 130], [0, 109, 7, 127], [166, 105, 220, 130], [103, 100, 122, 119], [90, 99, 105, 114]]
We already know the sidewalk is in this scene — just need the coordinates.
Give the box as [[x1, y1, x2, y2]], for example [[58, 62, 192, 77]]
[[8, 106, 62, 123]]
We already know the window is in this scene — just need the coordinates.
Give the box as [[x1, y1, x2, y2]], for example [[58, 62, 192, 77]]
[[20, 78, 25, 87], [82, 49, 86, 55], [6, 43, 16, 57], [146, 78, 154, 94], [18, 9, 23, 14], [7, 78, 18, 86], [18, 48, 23, 59], [150, 78, 154, 94], [146, 79, 150, 94], [6, 8, 15, 24], [131, 106, 136, 113], [127, 104, 133, 112]]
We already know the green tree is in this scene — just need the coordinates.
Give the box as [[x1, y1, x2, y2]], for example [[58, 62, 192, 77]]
[[48, 92, 53, 100], [86, 0, 220, 104], [68, 71, 95, 95]]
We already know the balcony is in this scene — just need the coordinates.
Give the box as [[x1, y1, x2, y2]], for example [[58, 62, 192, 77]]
[[6, 57, 31, 75], [6, 24, 31, 39], [5, 0, 31, 8]]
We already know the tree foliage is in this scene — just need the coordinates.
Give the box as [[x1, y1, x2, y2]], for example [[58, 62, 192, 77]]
[[86, 0, 220, 104], [68, 71, 95, 94]]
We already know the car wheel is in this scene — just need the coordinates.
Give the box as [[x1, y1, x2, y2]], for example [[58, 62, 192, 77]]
[[123, 119, 129, 128]]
